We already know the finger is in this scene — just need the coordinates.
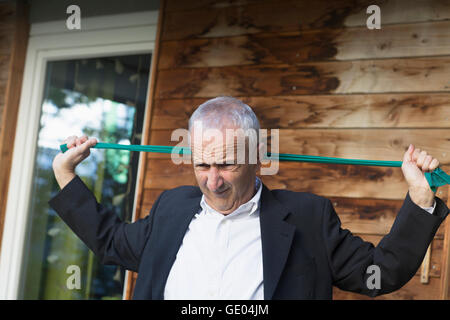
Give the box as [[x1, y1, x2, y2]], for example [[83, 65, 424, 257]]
[[430, 158, 440, 171], [80, 135, 88, 144], [64, 136, 75, 147], [77, 136, 88, 148], [412, 148, 421, 162], [66, 136, 78, 148], [79, 138, 95, 154], [88, 137, 98, 146], [61, 136, 70, 145], [421, 155, 433, 172], [416, 150, 427, 167], [76, 137, 83, 147], [403, 144, 414, 162]]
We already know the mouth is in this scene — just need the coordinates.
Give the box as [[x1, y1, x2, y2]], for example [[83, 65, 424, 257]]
[[212, 188, 229, 196]]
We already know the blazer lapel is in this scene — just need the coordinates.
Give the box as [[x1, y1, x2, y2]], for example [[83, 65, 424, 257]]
[[259, 184, 296, 300], [152, 191, 202, 299]]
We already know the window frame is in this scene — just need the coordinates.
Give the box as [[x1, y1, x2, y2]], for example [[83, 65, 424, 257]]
[[0, 10, 158, 299]]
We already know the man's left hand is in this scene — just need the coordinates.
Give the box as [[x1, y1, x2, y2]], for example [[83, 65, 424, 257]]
[[401, 144, 440, 208]]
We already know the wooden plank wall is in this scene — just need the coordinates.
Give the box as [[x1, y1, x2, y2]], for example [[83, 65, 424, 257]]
[[0, 1, 29, 255], [127, 0, 450, 299]]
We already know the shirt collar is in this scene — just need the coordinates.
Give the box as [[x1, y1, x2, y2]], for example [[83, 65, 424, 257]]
[[199, 177, 262, 218]]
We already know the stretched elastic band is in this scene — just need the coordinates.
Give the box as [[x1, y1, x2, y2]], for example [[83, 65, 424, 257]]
[[60, 142, 450, 192]]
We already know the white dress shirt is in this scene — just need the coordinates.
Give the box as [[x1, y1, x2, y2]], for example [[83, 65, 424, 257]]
[[164, 178, 264, 300], [421, 201, 436, 214]]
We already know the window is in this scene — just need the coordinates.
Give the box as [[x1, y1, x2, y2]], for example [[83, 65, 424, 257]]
[[20, 54, 151, 299]]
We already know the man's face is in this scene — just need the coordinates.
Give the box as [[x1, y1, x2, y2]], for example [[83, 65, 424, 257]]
[[190, 124, 259, 215]]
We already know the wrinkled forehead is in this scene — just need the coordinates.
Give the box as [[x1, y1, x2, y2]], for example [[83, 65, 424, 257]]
[[189, 125, 257, 164]]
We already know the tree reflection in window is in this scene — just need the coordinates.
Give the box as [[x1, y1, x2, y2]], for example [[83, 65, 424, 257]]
[[21, 54, 150, 299]]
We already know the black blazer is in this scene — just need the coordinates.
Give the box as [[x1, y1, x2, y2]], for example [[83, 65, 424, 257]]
[[49, 176, 449, 300]]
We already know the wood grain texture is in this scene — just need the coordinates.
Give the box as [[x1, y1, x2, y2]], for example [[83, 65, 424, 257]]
[[151, 94, 450, 129], [165, 0, 282, 12], [0, 54, 10, 82], [156, 57, 450, 98], [0, 30, 14, 56], [0, 0, 28, 256], [159, 21, 450, 68], [144, 159, 196, 189], [126, 271, 138, 300], [162, 0, 366, 40], [0, 3, 16, 32], [162, 0, 450, 40], [275, 129, 450, 164], [0, 54, 9, 152], [261, 162, 449, 200], [334, 20, 450, 60], [344, 0, 450, 27]]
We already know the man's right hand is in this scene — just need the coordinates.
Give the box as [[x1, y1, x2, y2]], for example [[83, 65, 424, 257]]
[[52, 135, 98, 189]]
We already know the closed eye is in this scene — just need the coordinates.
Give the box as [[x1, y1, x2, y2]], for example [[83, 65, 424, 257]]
[[195, 163, 210, 168], [217, 163, 235, 169]]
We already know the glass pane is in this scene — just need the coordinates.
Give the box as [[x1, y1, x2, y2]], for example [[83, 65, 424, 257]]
[[20, 54, 151, 299]]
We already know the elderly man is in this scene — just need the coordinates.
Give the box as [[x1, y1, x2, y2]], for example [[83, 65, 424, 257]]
[[50, 96, 448, 300]]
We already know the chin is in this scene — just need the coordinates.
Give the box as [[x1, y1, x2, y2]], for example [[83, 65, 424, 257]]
[[210, 198, 232, 210]]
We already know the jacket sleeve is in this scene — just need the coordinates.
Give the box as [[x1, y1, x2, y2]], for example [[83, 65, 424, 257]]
[[48, 175, 165, 272], [322, 192, 449, 297]]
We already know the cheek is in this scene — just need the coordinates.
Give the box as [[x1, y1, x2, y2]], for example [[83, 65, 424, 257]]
[[194, 171, 207, 185], [234, 168, 255, 188], [221, 171, 242, 189]]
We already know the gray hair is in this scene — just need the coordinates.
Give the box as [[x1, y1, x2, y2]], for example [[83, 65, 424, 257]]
[[188, 96, 260, 133]]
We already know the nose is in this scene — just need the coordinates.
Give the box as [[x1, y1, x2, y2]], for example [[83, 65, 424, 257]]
[[206, 166, 224, 192]]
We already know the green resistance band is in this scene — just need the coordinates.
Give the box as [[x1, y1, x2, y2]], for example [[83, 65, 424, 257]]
[[60, 142, 450, 192]]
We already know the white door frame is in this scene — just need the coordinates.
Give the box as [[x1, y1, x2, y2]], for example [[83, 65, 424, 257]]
[[0, 11, 158, 299]]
